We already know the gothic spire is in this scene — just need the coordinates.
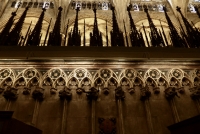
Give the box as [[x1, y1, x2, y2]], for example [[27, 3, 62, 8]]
[[26, 8, 46, 46], [144, 7, 165, 47], [6, 7, 29, 46], [127, 6, 145, 47], [163, 7, 187, 47], [110, 6, 125, 47], [0, 10, 17, 46], [47, 7, 62, 46], [67, 7, 81, 46], [176, 6, 200, 48], [90, 8, 103, 46]]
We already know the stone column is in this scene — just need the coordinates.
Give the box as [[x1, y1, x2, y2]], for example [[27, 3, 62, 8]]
[[140, 87, 154, 134], [115, 86, 125, 134], [164, 87, 180, 123], [31, 87, 45, 126], [59, 86, 72, 134]]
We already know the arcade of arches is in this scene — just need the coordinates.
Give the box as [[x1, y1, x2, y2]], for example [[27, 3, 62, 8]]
[[0, 0, 200, 134]]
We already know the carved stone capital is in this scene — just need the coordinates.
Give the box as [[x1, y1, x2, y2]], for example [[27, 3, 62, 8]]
[[59, 87, 72, 100], [128, 88, 135, 94], [103, 87, 109, 95], [153, 87, 160, 94], [164, 87, 179, 100], [23, 87, 31, 95], [140, 87, 151, 101], [177, 87, 185, 94], [3, 86, 18, 100], [50, 87, 57, 94], [76, 88, 83, 94], [189, 86, 200, 100], [84, 87, 99, 100], [32, 87, 45, 101], [115, 86, 125, 100]]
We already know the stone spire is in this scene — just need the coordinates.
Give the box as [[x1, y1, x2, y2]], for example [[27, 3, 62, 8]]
[[0, 9, 18, 46], [163, 7, 187, 47], [6, 7, 29, 46], [90, 8, 103, 47], [26, 8, 46, 46], [67, 7, 81, 46], [110, 6, 125, 47], [144, 7, 165, 47], [127, 6, 145, 47], [47, 7, 63, 46], [177, 6, 200, 48]]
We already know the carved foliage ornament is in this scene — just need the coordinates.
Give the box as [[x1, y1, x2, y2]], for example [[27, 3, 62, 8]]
[[101, 69, 111, 80]]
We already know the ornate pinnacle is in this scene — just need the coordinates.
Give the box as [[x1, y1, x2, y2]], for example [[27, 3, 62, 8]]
[[144, 7, 165, 47], [163, 7, 187, 47], [6, 7, 29, 46], [176, 6, 200, 48], [90, 8, 103, 46], [127, 6, 145, 47], [0, 11, 17, 46], [68, 7, 81, 46], [26, 8, 46, 46], [110, 6, 125, 47], [47, 7, 63, 46]]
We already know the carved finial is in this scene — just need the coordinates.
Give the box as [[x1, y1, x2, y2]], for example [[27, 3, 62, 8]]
[[144, 7, 148, 13], [176, 6, 181, 12], [58, 6, 63, 11]]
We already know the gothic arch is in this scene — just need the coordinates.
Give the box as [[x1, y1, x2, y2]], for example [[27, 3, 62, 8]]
[[0, 68, 16, 88]]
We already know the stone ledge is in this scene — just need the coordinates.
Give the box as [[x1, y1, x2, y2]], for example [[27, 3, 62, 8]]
[[0, 46, 199, 61]]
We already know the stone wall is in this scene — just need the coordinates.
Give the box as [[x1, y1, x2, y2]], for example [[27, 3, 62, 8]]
[[0, 62, 200, 134]]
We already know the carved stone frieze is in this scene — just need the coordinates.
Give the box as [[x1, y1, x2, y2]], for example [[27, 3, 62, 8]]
[[0, 67, 199, 101]]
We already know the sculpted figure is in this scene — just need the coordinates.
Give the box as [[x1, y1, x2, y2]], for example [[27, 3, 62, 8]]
[[164, 87, 180, 100], [59, 87, 72, 100], [83, 87, 99, 100], [3, 86, 18, 100]]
